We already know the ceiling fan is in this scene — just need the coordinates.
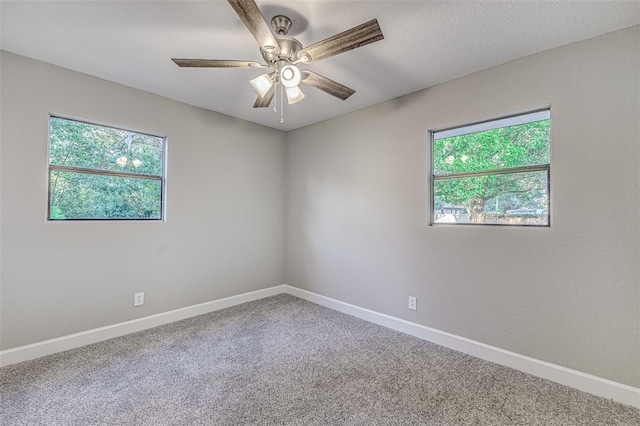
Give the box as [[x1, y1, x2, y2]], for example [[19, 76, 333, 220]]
[[172, 0, 384, 110]]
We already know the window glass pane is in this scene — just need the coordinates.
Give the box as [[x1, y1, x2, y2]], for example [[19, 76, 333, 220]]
[[49, 117, 163, 176], [433, 119, 550, 175], [50, 171, 161, 220], [434, 170, 548, 226]]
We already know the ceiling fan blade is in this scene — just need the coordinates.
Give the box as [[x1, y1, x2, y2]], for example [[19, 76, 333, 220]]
[[253, 84, 275, 108], [297, 19, 383, 63], [228, 0, 281, 54], [172, 59, 266, 68], [301, 70, 355, 101]]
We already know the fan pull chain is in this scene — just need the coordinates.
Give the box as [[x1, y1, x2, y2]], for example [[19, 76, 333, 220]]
[[280, 83, 284, 124], [273, 83, 277, 113]]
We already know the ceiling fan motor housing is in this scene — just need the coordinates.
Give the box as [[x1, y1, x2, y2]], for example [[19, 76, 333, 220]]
[[258, 15, 303, 65], [261, 34, 302, 65]]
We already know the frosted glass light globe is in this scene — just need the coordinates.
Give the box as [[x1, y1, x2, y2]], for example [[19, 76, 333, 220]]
[[280, 65, 301, 88]]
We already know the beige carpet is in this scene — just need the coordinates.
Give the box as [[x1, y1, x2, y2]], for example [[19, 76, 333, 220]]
[[1, 294, 638, 425]]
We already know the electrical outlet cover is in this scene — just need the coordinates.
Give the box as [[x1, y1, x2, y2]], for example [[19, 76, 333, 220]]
[[134, 292, 144, 307], [408, 296, 417, 310]]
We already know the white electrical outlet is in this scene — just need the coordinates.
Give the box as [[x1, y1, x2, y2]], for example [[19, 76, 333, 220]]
[[134, 292, 144, 307], [408, 296, 417, 311]]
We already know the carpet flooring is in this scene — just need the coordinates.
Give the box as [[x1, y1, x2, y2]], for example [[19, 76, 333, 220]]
[[1, 294, 638, 425]]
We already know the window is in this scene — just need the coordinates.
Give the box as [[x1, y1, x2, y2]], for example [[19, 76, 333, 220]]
[[431, 109, 550, 226], [48, 116, 166, 220]]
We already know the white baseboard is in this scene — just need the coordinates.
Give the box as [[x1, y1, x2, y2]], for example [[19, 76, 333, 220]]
[[2, 283, 637, 408], [0, 285, 286, 367], [283, 285, 640, 409]]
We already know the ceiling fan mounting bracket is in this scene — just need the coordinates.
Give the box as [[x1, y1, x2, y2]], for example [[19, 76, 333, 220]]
[[271, 15, 292, 35]]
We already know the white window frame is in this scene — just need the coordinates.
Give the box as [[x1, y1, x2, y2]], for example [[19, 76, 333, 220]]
[[430, 109, 551, 227], [47, 115, 168, 221]]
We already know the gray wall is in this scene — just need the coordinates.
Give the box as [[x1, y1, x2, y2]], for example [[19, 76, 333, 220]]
[[285, 26, 640, 387], [0, 51, 286, 349]]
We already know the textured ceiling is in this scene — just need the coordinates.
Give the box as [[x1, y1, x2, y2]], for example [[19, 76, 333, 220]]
[[1, 1, 639, 131]]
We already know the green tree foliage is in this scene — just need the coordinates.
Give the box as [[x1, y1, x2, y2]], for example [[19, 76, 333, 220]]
[[49, 117, 164, 219], [434, 120, 550, 223]]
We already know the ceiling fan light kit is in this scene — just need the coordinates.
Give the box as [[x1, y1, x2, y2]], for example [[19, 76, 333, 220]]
[[285, 86, 305, 105], [280, 65, 301, 88], [250, 73, 275, 98], [172, 0, 384, 123]]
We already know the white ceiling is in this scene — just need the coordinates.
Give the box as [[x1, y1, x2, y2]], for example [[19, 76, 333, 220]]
[[2, 1, 639, 131]]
